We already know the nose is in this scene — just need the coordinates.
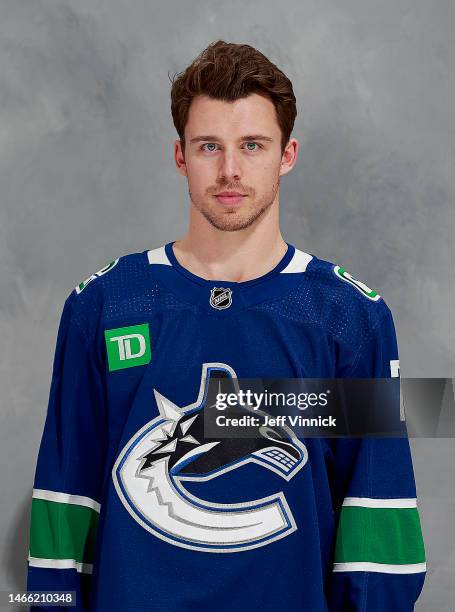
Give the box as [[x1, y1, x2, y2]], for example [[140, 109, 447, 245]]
[[217, 148, 241, 183]]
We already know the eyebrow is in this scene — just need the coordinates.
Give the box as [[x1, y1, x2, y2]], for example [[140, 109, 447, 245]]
[[189, 134, 274, 144]]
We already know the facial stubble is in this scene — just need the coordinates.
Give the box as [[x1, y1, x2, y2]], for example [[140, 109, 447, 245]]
[[188, 176, 281, 232]]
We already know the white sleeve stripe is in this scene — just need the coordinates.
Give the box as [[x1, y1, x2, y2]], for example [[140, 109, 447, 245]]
[[342, 497, 417, 508], [28, 555, 93, 574], [333, 562, 427, 574], [32, 489, 101, 513]]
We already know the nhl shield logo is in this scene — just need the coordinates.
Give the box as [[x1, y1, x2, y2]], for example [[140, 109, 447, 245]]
[[209, 287, 233, 310]]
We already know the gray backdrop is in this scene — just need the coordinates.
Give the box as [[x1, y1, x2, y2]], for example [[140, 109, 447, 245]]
[[1, 0, 454, 609]]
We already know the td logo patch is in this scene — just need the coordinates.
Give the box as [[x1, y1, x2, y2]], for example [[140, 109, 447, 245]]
[[105, 323, 151, 371]]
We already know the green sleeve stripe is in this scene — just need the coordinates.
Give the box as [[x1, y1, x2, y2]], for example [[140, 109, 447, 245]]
[[29, 498, 99, 564], [334, 506, 426, 565]]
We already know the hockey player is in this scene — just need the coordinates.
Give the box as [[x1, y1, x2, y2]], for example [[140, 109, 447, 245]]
[[27, 40, 426, 610]]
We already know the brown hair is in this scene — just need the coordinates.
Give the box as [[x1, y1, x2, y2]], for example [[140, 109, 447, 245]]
[[170, 40, 297, 155]]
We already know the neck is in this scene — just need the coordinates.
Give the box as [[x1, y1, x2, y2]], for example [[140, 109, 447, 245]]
[[173, 203, 288, 283]]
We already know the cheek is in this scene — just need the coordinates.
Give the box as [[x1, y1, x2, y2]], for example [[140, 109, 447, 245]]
[[253, 160, 280, 182], [186, 161, 212, 188], [249, 153, 281, 173]]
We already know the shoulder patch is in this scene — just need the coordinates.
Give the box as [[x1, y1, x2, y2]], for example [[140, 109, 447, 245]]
[[75, 258, 120, 294], [333, 265, 381, 301]]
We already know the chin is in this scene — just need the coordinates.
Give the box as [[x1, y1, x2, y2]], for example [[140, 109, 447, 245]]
[[207, 213, 260, 232]]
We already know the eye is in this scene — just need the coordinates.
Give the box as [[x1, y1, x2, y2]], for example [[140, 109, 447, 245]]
[[201, 143, 218, 152], [243, 142, 261, 151]]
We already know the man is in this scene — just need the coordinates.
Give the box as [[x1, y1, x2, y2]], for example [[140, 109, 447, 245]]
[[27, 40, 426, 610]]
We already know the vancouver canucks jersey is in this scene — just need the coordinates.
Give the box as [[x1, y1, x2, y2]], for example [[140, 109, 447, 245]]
[[27, 242, 426, 611]]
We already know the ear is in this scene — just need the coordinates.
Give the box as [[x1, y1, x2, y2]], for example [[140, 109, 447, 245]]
[[174, 139, 187, 177], [279, 138, 299, 177]]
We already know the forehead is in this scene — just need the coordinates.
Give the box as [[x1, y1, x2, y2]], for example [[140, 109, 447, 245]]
[[185, 93, 280, 139]]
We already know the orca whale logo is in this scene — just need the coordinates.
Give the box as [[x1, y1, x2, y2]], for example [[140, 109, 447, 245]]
[[112, 363, 308, 553]]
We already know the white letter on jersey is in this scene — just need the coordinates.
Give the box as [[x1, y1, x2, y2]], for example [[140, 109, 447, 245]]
[[110, 334, 147, 361]]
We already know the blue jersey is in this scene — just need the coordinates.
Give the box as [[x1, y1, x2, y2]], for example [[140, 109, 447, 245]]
[[27, 242, 426, 611]]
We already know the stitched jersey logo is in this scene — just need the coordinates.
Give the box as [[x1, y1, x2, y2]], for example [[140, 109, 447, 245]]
[[75, 258, 120, 294], [104, 323, 151, 371], [333, 265, 381, 301], [112, 363, 308, 553], [210, 287, 233, 309]]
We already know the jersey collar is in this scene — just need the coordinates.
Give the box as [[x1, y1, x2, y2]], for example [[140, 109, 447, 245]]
[[147, 242, 313, 314]]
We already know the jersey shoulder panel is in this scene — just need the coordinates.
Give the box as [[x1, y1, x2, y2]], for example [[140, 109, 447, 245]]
[[66, 245, 187, 340], [301, 253, 393, 353], [307, 254, 389, 307], [66, 249, 148, 342]]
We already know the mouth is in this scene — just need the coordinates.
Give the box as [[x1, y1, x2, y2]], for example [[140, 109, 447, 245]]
[[214, 193, 247, 205]]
